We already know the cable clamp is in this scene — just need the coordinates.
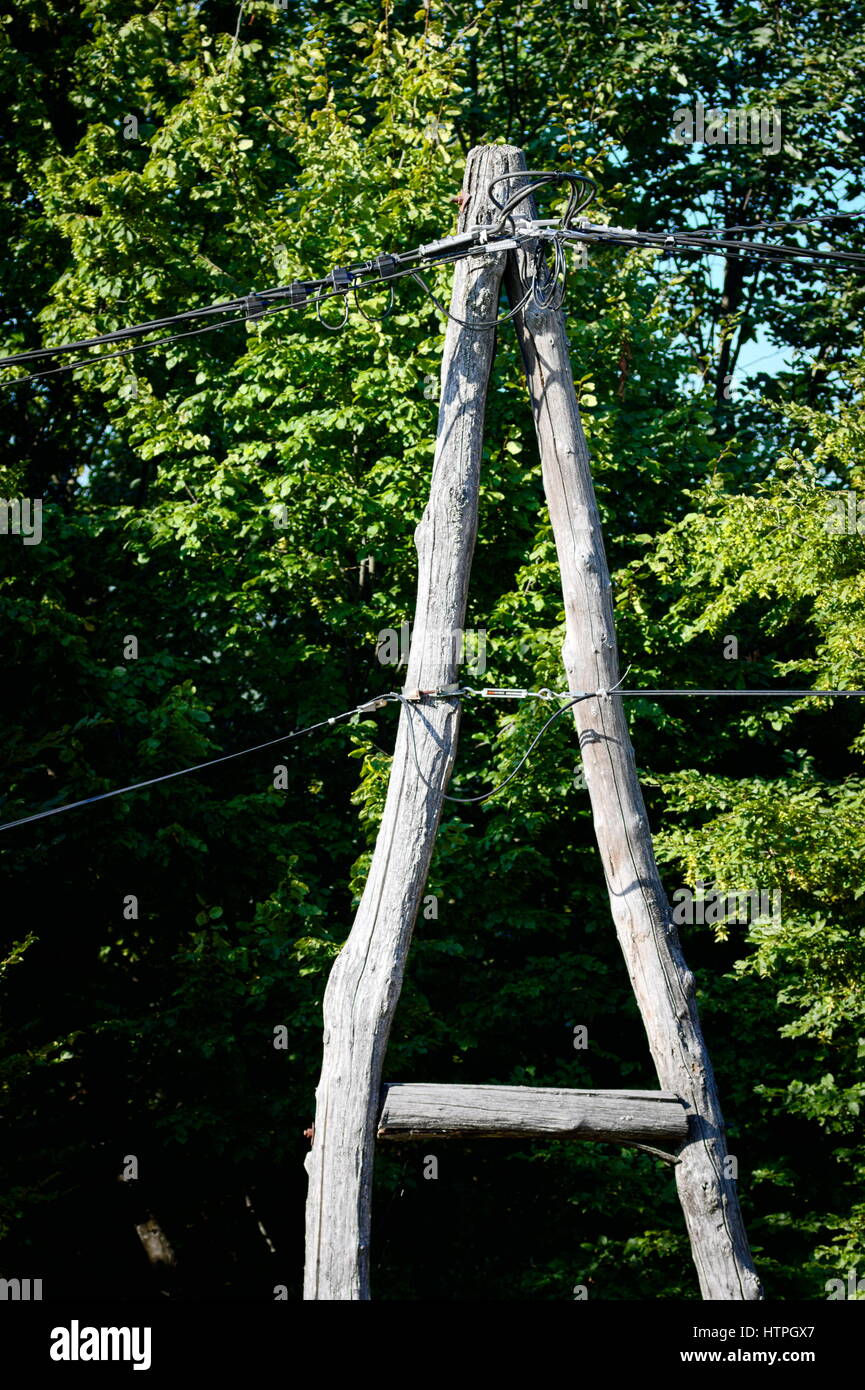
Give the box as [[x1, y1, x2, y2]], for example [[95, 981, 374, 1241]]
[[287, 282, 308, 306], [468, 237, 519, 255], [330, 266, 352, 293], [417, 231, 478, 259], [517, 224, 556, 242], [355, 697, 390, 714], [244, 293, 267, 320], [401, 683, 463, 701], [373, 253, 401, 280]]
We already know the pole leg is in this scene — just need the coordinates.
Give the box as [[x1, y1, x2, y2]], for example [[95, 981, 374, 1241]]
[[303, 145, 522, 1300], [504, 163, 762, 1301]]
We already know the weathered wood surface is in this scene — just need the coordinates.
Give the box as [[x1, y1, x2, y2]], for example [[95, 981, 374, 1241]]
[[378, 1083, 689, 1151], [503, 151, 763, 1301], [303, 146, 522, 1301]]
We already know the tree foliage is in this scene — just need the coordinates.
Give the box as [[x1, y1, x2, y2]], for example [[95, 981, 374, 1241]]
[[1, 0, 863, 1299]]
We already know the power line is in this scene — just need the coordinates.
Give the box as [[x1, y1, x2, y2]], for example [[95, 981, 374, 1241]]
[[451, 685, 865, 700], [401, 691, 589, 804], [0, 277, 430, 390], [614, 688, 865, 698], [0, 247, 438, 374], [2, 680, 863, 834], [0, 241, 511, 389], [686, 210, 865, 237], [0, 313, 267, 390], [401, 682, 865, 803], [675, 233, 865, 269], [3, 174, 864, 389], [0, 693, 400, 834], [0, 296, 258, 366], [560, 222, 865, 271], [0, 282, 399, 390], [0, 231, 509, 371]]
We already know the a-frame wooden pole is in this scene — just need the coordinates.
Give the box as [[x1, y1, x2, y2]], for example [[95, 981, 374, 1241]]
[[303, 145, 520, 1300], [502, 149, 763, 1300]]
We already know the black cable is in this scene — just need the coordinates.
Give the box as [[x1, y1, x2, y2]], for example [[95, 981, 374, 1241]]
[[615, 688, 865, 698], [410, 232, 567, 329], [409, 267, 535, 330], [0, 245, 503, 388], [670, 232, 865, 268], [4, 195, 862, 388], [531, 235, 568, 310], [316, 293, 350, 331], [0, 296, 254, 368], [561, 222, 865, 271], [0, 312, 256, 389], [0, 262, 440, 390], [400, 693, 589, 804], [0, 182, 594, 378], [651, 228, 865, 268], [0, 693, 401, 834], [685, 210, 865, 237], [487, 170, 597, 231], [0, 251, 420, 368], [0, 237, 468, 380], [352, 280, 396, 323]]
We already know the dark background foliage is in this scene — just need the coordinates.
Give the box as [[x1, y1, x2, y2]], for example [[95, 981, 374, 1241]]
[[1, 0, 863, 1300]]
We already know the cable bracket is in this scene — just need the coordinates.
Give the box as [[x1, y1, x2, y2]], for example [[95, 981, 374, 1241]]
[[244, 293, 267, 320], [330, 266, 352, 293], [373, 253, 401, 280], [355, 697, 392, 714]]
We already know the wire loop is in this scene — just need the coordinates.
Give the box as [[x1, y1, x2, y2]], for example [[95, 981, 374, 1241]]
[[530, 236, 568, 311], [353, 281, 396, 323], [401, 692, 589, 804], [316, 294, 350, 331], [410, 268, 534, 331], [486, 170, 597, 232]]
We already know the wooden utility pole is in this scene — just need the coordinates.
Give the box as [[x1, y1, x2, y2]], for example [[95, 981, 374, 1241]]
[[304, 142, 762, 1301], [303, 145, 511, 1300], [502, 148, 762, 1299]]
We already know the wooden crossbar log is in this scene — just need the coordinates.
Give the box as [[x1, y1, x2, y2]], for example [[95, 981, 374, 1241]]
[[377, 1083, 689, 1158]]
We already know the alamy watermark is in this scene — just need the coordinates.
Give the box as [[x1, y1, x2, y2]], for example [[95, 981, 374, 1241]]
[[0, 1276, 42, 1300], [671, 882, 781, 927], [50, 1322, 151, 1370], [673, 101, 782, 154], [376, 622, 488, 675], [0, 497, 42, 545], [823, 491, 865, 535], [826, 1268, 865, 1299]]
